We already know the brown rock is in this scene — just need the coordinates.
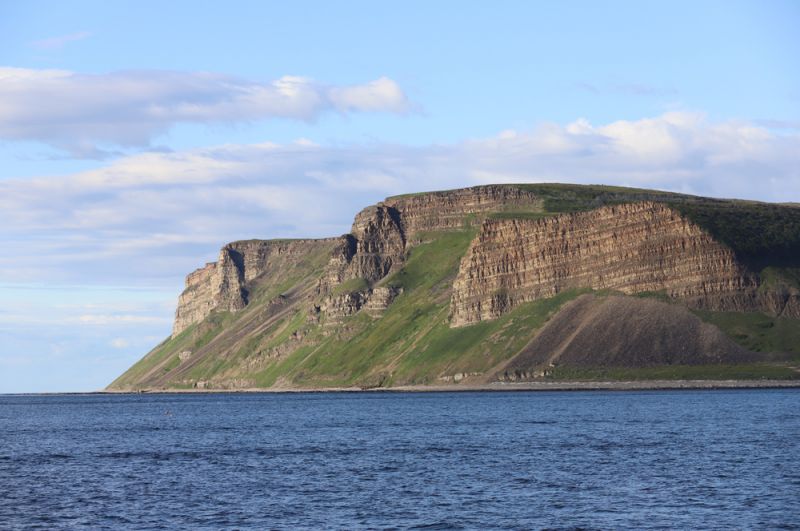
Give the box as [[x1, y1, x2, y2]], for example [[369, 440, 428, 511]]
[[319, 185, 543, 295], [172, 238, 337, 336], [450, 202, 755, 326]]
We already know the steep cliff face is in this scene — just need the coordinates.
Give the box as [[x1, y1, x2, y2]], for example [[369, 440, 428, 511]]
[[173, 262, 220, 336], [319, 185, 543, 295], [345, 204, 405, 281], [385, 185, 543, 239], [173, 238, 338, 335], [450, 202, 754, 326]]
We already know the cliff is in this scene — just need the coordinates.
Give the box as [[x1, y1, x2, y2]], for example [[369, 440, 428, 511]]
[[173, 238, 338, 335], [449, 202, 755, 327], [385, 185, 543, 239], [318, 185, 543, 293], [109, 183, 800, 391]]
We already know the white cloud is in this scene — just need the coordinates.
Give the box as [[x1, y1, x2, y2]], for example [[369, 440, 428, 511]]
[[77, 315, 170, 326], [0, 67, 412, 155], [328, 77, 410, 113], [0, 112, 797, 288], [109, 338, 130, 349], [31, 31, 91, 50]]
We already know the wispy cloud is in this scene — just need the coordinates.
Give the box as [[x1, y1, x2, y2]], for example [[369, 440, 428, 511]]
[[0, 112, 798, 288], [77, 314, 169, 326], [756, 119, 800, 130], [30, 31, 91, 50], [0, 67, 413, 156], [614, 83, 678, 97], [109, 338, 130, 349], [575, 81, 677, 97]]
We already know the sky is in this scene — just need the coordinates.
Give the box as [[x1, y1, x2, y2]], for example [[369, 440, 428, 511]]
[[0, 0, 798, 392]]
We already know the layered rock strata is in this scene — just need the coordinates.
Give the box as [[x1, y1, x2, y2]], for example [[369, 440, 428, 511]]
[[450, 202, 754, 326], [324, 204, 406, 290], [384, 185, 543, 240], [173, 238, 336, 336], [319, 286, 403, 323], [364, 286, 404, 315], [319, 185, 543, 294]]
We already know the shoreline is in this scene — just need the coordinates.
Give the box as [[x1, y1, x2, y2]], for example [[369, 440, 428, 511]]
[[8, 379, 800, 396]]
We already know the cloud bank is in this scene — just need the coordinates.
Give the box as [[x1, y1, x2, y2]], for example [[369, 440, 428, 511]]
[[1, 112, 798, 287], [0, 67, 411, 155]]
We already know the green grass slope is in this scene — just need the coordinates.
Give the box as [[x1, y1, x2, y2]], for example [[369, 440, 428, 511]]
[[110, 229, 586, 390], [250, 231, 586, 389]]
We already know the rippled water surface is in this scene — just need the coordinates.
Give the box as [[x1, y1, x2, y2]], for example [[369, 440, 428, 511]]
[[2, 390, 799, 529]]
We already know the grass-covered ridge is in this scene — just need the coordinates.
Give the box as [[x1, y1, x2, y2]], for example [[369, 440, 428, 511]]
[[693, 309, 800, 360]]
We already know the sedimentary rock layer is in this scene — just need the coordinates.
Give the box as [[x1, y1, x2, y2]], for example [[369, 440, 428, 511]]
[[320, 185, 544, 293], [173, 239, 336, 336], [450, 202, 754, 326], [384, 185, 543, 239]]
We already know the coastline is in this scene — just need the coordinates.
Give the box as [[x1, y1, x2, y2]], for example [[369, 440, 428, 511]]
[[6, 379, 800, 396], [93, 379, 800, 395]]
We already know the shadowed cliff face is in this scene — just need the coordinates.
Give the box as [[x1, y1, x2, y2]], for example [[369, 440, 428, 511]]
[[449, 202, 756, 327], [337, 204, 406, 284], [173, 239, 338, 336]]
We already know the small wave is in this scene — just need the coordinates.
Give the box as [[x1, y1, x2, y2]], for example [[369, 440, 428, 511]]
[[409, 522, 466, 530], [98, 450, 205, 460]]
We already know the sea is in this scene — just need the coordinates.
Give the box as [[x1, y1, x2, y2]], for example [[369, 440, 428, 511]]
[[1, 389, 798, 530]]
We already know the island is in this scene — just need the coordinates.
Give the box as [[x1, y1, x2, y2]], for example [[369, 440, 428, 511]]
[[109, 183, 800, 391]]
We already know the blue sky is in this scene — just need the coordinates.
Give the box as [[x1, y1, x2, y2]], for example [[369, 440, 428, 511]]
[[0, 1, 798, 392]]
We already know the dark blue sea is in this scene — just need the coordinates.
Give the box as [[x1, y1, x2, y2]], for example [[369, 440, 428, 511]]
[[1, 390, 799, 530]]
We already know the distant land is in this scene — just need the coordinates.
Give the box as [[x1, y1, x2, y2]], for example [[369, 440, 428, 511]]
[[109, 183, 800, 391]]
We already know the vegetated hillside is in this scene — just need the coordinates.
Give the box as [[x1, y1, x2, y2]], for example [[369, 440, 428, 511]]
[[109, 184, 800, 390]]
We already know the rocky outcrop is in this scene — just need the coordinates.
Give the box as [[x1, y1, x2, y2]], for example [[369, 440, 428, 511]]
[[319, 286, 403, 323], [364, 286, 403, 315], [173, 238, 337, 336], [172, 244, 249, 337], [172, 262, 220, 336], [688, 289, 800, 319], [450, 202, 755, 326], [319, 185, 543, 294], [319, 291, 369, 322], [318, 204, 406, 294], [384, 185, 543, 240], [347, 204, 406, 280]]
